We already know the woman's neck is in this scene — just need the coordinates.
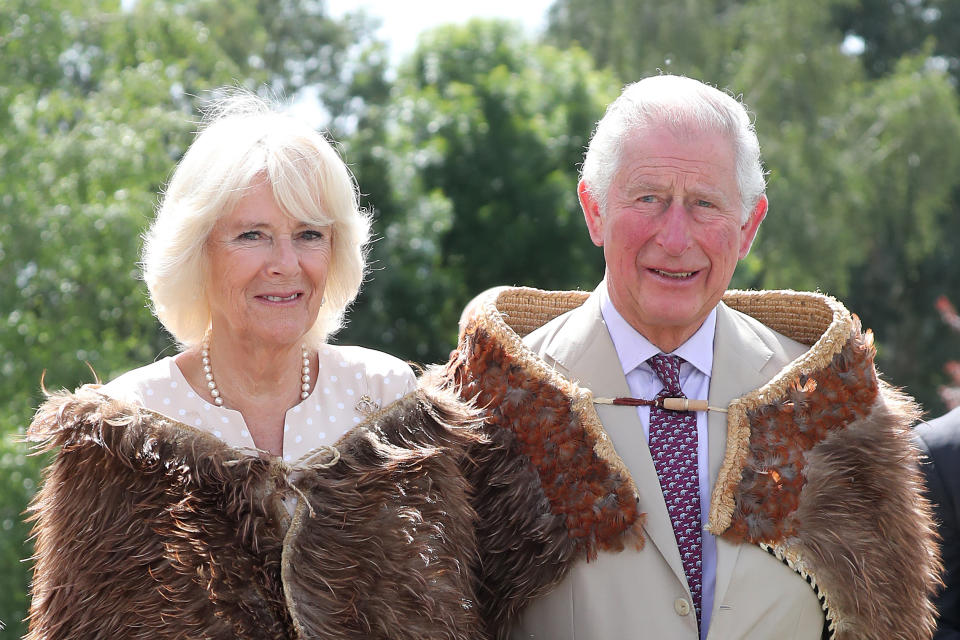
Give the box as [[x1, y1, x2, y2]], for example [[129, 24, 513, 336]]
[[176, 333, 316, 457], [206, 333, 305, 402]]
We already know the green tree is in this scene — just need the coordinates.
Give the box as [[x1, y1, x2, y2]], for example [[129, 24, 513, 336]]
[[547, 0, 741, 81], [840, 59, 960, 411], [727, 0, 872, 295], [833, 0, 960, 83], [830, 0, 960, 415], [338, 20, 618, 361], [729, 1, 960, 412]]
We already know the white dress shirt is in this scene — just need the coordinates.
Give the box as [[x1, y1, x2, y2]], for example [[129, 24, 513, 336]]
[[599, 281, 718, 640]]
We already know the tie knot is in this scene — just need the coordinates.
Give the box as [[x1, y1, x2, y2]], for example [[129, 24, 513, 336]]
[[649, 354, 684, 395]]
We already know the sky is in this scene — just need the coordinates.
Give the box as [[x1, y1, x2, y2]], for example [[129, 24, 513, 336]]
[[325, 0, 555, 66]]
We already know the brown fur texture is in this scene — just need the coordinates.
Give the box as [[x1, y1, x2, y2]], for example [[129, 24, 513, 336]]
[[432, 343, 644, 639], [785, 383, 936, 639], [444, 287, 941, 640], [26, 374, 610, 640], [25, 383, 492, 639]]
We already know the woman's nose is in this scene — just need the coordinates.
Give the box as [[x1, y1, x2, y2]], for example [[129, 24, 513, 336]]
[[268, 237, 299, 273]]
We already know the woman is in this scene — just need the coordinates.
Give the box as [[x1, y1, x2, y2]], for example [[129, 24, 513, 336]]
[[25, 93, 488, 639], [102, 93, 414, 463]]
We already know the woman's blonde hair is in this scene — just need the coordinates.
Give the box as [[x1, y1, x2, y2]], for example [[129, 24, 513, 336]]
[[143, 90, 370, 347]]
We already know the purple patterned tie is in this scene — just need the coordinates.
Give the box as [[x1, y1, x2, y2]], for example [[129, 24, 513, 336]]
[[648, 354, 702, 628]]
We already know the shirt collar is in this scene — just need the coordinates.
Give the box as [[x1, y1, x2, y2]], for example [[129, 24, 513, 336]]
[[599, 279, 716, 377]]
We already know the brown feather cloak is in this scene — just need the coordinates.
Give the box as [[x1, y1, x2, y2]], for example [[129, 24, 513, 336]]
[[442, 286, 942, 640]]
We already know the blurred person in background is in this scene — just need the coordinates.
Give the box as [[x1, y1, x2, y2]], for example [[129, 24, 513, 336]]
[[917, 406, 960, 639]]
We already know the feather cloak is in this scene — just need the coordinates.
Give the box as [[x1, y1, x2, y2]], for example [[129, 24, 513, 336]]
[[442, 286, 941, 640]]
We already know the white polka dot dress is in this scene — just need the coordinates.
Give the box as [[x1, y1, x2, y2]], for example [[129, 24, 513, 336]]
[[101, 345, 417, 465]]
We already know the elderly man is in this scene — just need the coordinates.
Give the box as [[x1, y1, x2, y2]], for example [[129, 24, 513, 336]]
[[445, 75, 939, 639]]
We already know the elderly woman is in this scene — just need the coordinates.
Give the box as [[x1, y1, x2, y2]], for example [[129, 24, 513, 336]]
[[104, 94, 413, 460], [89, 95, 415, 460], [25, 94, 491, 639]]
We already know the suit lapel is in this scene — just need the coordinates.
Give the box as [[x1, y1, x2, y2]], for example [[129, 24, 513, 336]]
[[545, 296, 802, 619], [708, 302, 777, 609], [544, 290, 687, 588]]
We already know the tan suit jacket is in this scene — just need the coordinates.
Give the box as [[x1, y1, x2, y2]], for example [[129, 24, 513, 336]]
[[513, 289, 826, 640]]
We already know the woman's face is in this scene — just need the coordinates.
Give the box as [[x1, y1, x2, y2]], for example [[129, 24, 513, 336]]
[[204, 179, 332, 348]]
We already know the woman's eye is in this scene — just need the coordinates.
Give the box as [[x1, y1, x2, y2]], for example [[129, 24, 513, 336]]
[[300, 229, 325, 241], [238, 230, 261, 241]]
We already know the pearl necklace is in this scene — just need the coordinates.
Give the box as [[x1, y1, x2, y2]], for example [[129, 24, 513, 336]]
[[201, 336, 311, 407]]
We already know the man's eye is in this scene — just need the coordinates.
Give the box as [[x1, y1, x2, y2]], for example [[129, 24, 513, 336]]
[[638, 195, 658, 203], [696, 200, 714, 208]]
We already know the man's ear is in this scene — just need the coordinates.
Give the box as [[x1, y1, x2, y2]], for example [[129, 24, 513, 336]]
[[738, 194, 767, 259], [579, 180, 605, 247]]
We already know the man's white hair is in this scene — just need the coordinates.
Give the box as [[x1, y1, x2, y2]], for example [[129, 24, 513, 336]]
[[581, 75, 766, 223]]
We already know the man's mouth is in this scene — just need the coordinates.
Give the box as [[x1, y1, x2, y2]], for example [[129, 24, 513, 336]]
[[653, 269, 696, 279]]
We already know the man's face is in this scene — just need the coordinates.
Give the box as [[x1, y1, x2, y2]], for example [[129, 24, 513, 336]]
[[581, 126, 766, 351]]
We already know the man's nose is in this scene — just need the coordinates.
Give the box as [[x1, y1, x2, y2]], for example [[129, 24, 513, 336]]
[[656, 201, 693, 255]]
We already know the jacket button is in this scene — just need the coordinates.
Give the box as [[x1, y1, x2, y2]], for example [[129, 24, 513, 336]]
[[674, 598, 691, 616]]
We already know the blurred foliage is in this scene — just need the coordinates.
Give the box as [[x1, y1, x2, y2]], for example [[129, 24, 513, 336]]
[[936, 295, 960, 409], [832, 0, 960, 82], [4, 0, 960, 634], [547, 0, 743, 81], [338, 21, 616, 358]]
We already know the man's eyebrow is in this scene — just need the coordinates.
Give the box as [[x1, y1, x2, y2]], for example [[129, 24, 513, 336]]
[[690, 186, 727, 202], [621, 178, 668, 193], [621, 179, 727, 202]]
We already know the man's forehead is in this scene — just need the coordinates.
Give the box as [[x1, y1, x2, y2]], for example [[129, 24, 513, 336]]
[[623, 122, 735, 149], [616, 135, 736, 179]]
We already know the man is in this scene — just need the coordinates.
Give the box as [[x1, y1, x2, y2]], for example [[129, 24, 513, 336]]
[[446, 75, 939, 639], [917, 407, 960, 639]]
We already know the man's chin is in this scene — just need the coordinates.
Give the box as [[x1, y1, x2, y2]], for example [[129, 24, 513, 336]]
[[621, 295, 714, 342]]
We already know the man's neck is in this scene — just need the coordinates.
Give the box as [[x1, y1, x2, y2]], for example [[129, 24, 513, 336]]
[[642, 329, 698, 354], [599, 282, 717, 378]]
